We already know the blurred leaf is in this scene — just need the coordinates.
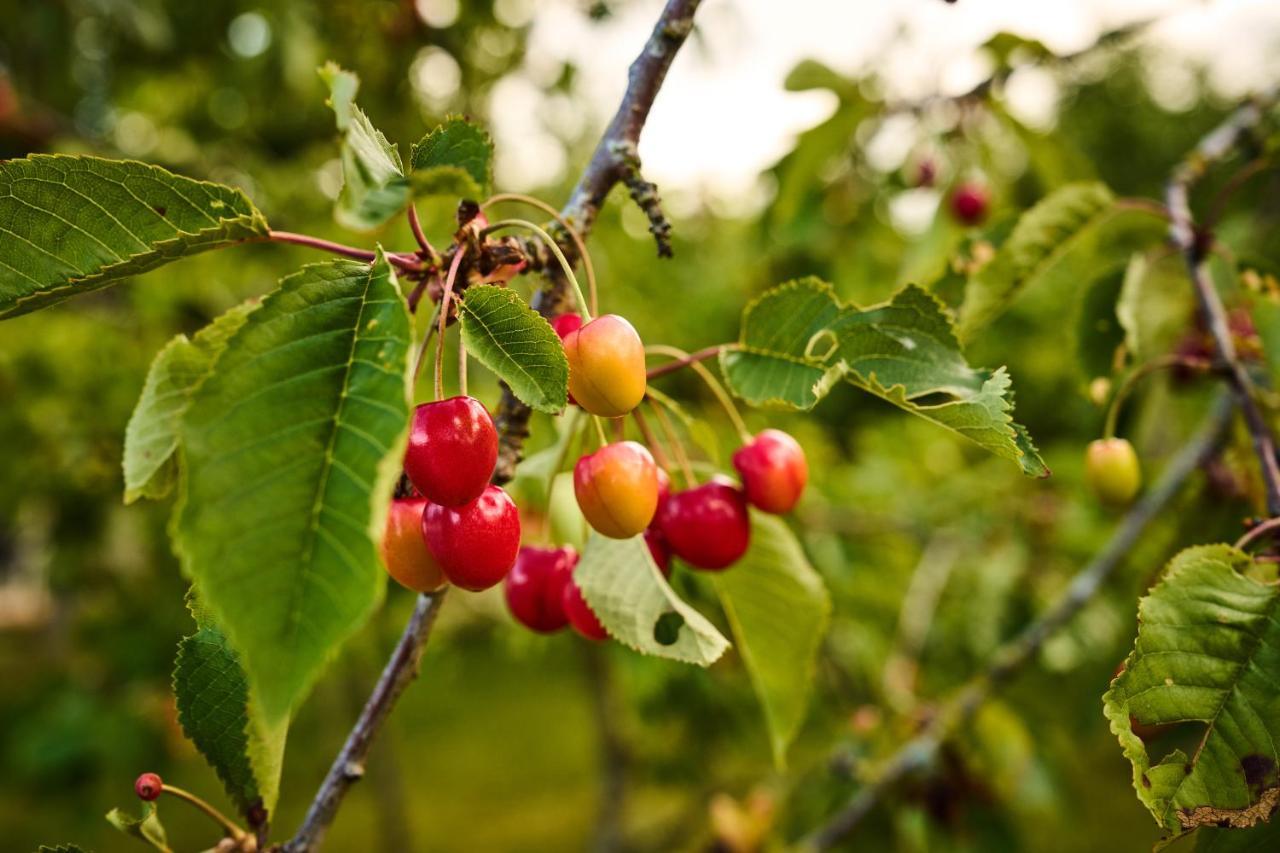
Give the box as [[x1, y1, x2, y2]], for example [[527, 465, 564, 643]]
[[548, 471, 589, 550], [722, 278, 1047, 477], [410, 165, 482, 201], [982, 32, 1052, 65], [410, 116, 493, 197], [959, 182, 1115, 337], [458, 284, 568, 413], [319, 62, 410, 231], [1104, 545, 1280, 833], [575, 533, 729, 666], [174, 255, 411, 725], [0, 155, 269, 319], [37, 846, 88, 853], [1075, 267, 1127, 380], [783, 59, 850, 93], [122, 299, 258, 503], [105, 802, 168, 851], [712, 513, 829, 767], [1193, 819, 1280, 852]]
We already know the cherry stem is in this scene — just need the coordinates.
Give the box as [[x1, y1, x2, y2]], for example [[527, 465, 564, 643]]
[[435, 246, 468, 401], [483, 193, 599, 316], [412, 303, 441, 386], [1103, 354, 1212, 438], [160, 784, 246, 841], [267, 230, 424, 272], [458, 327, 469, 397], [1113, 198, 1171, 220], [647, 344, 751, 443], [645, 344, 726, 380], [406, 204, 439, 262], [482, 219, 592, 322], [631, 406, 671, 470], [1235, 516, 1280, 551], [592, 415, 610, 448], [648, 396, 695, 488]]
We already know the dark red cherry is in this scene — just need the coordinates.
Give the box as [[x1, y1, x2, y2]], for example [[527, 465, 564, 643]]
[[644, 526, 672, 577], [657, 481, 750, 570], [422, 485, 521, 591], [949, 182, 989, 226], [562, 576, 609, 641], [505, 545, 576, 633], [134, 773, 163, 801], [732, 429, 808, 514], [405, 396, 498, 507]]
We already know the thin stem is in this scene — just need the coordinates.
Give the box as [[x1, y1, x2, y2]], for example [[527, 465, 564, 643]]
[[406, 204, 439, 262], [645, 344, 726, 380], [458, 325, 468, 398], [483, 219, 592, 322], [435, 247, 467, 402], [1112, 197, 1170, 220], [1103, 354, 1212, 438], [631, 407, 670, 470], [646, 344, 750, 443], [592, 415, 609, 448], [266, 231, 424, 273], [484, 193, 599, 316], [412, 304, 441, 386], [1235, 516, 1280, 551], [649, 397, 695, 487], [161, 784, 246, 841]]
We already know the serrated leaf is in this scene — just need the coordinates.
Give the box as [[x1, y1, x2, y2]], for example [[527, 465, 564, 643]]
[[410, 117, 493, 197], [319, 63, 410, 231], [458, 285, 568, 413], [173, 595, 285, 815], [123, 299, 258, 503], [174, 254, 412, 726], [712, 513, 829, 768], [1104, 545, 1280, 833], [958, 182, 1115, 338], [575, 533, 729, 666], [721, 278, 1047, 477], [106, 802, 169, 851], [0, 155, 268, 319]]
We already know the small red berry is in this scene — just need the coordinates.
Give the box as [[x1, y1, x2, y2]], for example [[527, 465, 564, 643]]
[[422, 485, 521, 590], [657, 481, 751, 570], [505, 545, 576, 633], [405, 396, 498, 507], [381, 498, 446, 592], [732, 429, 808, 514], [574, 441, 660, 539], [562, 576, 609, 641], [562, 314, 647, 417], [135, 773, 163, 801], [644, 527, 672, 577], [550, 312, 583, 340], [950, 182, 989, 226]]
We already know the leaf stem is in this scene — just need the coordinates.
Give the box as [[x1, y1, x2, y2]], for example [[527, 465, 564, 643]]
[[267, 230, 424, 272], [646, 344, 750, 443], [160, 784, 246, 841], [645, 344, 727, 380], [482, 219, 592, 322], [483, 193, 599, 316], [406, 204, 439, 262], [1102, 354, 1212, 439], [435, 246, 467, 401], [1234, 516, 1280, 551], [412, 303, 441, 387]]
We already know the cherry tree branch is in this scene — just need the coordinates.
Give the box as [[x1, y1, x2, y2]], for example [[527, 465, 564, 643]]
[[800, 393, 1234, 850]]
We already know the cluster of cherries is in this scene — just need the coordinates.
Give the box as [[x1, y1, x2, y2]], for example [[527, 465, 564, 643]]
[[380, 308, 809, 642]]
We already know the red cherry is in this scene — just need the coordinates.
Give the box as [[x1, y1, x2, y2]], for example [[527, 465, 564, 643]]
[[574, 441, 659, 539], [404, 396, 498, 507], [949, 182, 989, 226], [732, 429, 808, 514], [381, 498, 447, 592], [657, 481, 750, 570], [644, 527, 672, 577], [422, 485, 521, 591], [550, 312, 583, 340], [655, 467, 671, 510], [134, 772, 163, 801], [562, 576, 608, 641], [505, 545, 576, 633]]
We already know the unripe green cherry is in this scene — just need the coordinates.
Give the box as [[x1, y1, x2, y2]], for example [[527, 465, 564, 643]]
[[1086, 438, 1141, 506], [562, 314, 647, 417]]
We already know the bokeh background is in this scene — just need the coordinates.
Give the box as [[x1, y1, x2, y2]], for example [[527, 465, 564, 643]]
[[4, 0, 1280, 850]]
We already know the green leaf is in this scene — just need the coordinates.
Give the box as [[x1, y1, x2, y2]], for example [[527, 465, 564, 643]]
[[1194, 819, 1280, 853], [105, 802, 168, 851], [410, 116, 493, 197], [37, 846, 88, 853], [1104, 545, 1280, 833], [319, 63, 410, 231], [122, 299, 258, 503], [721, 278, 1047, 477], [458, 284, 568, 413], [575, 533, 730, 667], [712, 513, 830, 767], [1074, 267, 1127, 380], [174, 254, 412, 726], [173, 594, 286, 814], [410, 165, 481, 201], [958, 182, 1116, 338], [0, 155, 268, 319]]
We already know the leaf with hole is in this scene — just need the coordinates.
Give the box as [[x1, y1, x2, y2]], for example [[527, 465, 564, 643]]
[[0, 155, 268, 319], [459, 284, 569, 413]]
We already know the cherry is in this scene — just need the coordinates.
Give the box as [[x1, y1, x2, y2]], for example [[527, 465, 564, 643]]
[[562, 576, 609, 641], [380, 498, 446, 592], [644, 526, 672, 577], [655, 466, 671, 510], [422, 485, 521, 590], [405, 396, 497, 507], [1086, 438, 1142, 507], [504, 545, 576, 633], [562, 314, 647, 417], [574, 441, 660, 539], [135, 772, 163, 801], [949, 182, 989, 226], [732, 429, 808, 514], [550, 312, 583, 340], [658, 481, 750, 570]]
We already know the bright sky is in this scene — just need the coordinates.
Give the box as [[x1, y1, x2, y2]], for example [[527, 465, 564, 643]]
[[480, 0, 1280, 208]]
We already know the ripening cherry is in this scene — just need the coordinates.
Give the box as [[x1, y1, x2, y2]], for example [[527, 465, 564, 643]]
[[562, 575, 609, 641], [134, 773, 163, 801], [658, 481, 751, 570], [504, 545, 576, 633], [950, 182, 989, 226], [732, 429, 808, 514], [574, 441, 660, 539], [1086, 438, 1142, 507], [422, 485, 521, 590], [381, 498, 446, 592], [644, 526, 672, 577], [562, 314, 647, 417], [405, 397, 498, 507]]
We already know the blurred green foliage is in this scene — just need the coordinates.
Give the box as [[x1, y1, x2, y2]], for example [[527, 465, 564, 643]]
[[2, 2, 1279, 851]]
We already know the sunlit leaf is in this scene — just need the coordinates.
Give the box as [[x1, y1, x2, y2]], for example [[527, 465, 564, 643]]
[[458, 284, 568, 413]]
